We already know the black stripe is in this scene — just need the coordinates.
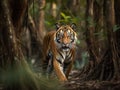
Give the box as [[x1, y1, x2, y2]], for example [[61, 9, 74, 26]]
[[57, 59, 62, 64], [66, 51, 72, 60], [64, 61, 71, 66], [57, 39, 61, 43], [58, 50, 64, 59], [71, 39, 74, 43]]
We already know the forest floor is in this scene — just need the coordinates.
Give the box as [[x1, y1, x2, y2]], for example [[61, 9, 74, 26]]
[[64, 70, 120, 90], [33, 61, 120, 90]]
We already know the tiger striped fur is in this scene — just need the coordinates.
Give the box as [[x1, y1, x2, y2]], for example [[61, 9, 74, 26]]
[[42, 23, 77, 82]]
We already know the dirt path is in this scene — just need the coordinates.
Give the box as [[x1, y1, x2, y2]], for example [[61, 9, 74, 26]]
[[64, 70, 120, 90]]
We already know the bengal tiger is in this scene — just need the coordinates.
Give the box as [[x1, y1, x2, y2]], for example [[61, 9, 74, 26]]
[[42, 23, 77, 82]]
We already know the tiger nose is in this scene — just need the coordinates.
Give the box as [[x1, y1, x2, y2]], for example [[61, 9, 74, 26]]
[[63, 38, 69, 46], [62, 43, 69, 47]]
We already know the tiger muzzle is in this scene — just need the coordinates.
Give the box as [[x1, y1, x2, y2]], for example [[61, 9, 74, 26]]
[[62, 44, 70, 50]]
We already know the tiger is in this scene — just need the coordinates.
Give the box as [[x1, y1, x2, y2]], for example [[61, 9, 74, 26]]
[[42, 23, 77, 82]]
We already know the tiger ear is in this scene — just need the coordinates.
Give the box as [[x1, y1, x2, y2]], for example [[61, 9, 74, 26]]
[[55, 23, 61, 30], [70, 23, 76, 30]]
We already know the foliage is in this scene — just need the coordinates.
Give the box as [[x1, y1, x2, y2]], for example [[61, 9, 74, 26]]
[[0, 60, 63, 90], [113, 25, 120, 32]]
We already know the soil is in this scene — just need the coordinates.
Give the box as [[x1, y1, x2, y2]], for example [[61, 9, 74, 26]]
[[64, 70, 120, 90]]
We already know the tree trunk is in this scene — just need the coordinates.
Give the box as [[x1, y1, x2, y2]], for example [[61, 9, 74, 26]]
[[93, 0, 104, 62], [67, 0, 80, 16], [78, 0, 120, 81], [0, 0, 40, 89], [104, 0, 120, 80], [8, 0, 27, 34], [84, 0, 97, 75], [38, 0, 46, 43], [114, 0, 120, 76]]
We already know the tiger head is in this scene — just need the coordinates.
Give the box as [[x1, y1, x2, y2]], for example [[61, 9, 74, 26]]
[[54, 23, 77, 52]]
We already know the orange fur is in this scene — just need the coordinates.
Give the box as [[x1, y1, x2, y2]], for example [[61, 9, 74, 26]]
[[42, 25, 77, 82]]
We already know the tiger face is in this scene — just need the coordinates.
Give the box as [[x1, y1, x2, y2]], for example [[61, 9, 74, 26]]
[[54, 24, 77, 51]]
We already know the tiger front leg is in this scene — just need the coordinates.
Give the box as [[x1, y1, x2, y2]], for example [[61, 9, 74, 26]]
[[65, 61, 73, 79], [42, 51, 53, 77], [53, 59, 67, 82]]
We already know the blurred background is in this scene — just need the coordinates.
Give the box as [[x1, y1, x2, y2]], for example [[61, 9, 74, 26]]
[[1, 0, 120, 89]]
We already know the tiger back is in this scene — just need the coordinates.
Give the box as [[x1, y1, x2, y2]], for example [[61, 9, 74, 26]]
[[42, 23, 77, 82]]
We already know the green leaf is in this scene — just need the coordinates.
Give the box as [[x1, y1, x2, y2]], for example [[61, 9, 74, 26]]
[[113, 25, 120, 32], [60, 12, 66, 19], [60, 12, 71, 20]]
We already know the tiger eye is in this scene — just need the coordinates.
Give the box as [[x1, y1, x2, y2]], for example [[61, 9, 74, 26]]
[[68, 30, 71, 33], [60, 30, 64, 35]]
